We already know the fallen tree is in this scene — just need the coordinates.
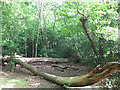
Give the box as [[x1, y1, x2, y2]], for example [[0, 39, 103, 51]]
[[1, 58, 120, 87], [15, 57, 69, 63]]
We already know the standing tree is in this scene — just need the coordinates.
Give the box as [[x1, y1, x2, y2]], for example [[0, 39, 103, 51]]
[[77, 9, 99, 63], [35, 0, 42, 57]]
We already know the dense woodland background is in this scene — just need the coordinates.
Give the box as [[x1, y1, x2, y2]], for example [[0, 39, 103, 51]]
[[1, 0, 119, 65]]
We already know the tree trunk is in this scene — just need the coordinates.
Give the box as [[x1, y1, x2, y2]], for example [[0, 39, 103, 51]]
[[42, 15, 47, 56], [13, 57, 69, 63], [77, 10, 99, 63], [0, 29, 2, 57], [32, 22, 35, 57], [10, 47, 14, 72], [35, 0, 42, 57], [23, 17, 27, 57], [2, 58, 120, 87], [25, 31, 27, 57], [53, 10, 56, 31], [35, 19, 40, 58], [81, 20, 98, 57], [99, 37, 104, 61], [118, 6, 120, 62], [112, 41, 115, 61], [51, 10, 57, 48], [9, 26, 15, 72]]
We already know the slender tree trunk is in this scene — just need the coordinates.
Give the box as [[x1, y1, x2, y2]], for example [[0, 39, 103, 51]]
[[32, 22, 35, 57], [0, 27, 2, 57], [77, 10, 99, 63], [35, 21, 40, 58], [25, 31, 27, 57], [53, 10, 56, 31], [43, 15, 47, 52], [119, 42, 120, 62], [32, 39, 34, 57], [41, 30, 43, 47], [40, 1, 47, 57], [10, 47, 14, 72], [9, 23, 15, 72], [81, 21, 98, 57], [51, 10, 57, 48], [35, 0, 42, 57], [118, 5, 120, 62], [24, 17, 27, 57], [112, 41, 115, 61], [99, 37, 104, 61]]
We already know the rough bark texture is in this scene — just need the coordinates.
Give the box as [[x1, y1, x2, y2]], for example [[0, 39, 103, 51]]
[[1, 58, 120, 87]]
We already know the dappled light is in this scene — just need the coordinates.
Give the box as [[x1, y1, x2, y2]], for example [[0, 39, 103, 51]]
[[1, 0, 120, 89]]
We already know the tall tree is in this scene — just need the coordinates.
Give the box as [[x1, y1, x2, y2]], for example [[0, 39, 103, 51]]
[[32, 21, 35, 57], [42, 14, 47, 56], [77, 9, 99, 63], [35, 0, 42, 57], [24, 18, 27, 57]]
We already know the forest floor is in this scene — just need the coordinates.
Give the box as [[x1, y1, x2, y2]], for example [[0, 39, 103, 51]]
[[0, 58, 107, 89]]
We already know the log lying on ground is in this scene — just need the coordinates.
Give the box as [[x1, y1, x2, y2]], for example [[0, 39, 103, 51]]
[[1, 58, 120, 87], [14, 57, 69, 63]]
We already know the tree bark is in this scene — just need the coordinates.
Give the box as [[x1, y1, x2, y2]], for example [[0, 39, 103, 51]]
[[40, 14, 47, 56], [32, 22, 35, 57], [80, 19, 98, 57], [77, 10, 99, 63], [2, 58, 120, 87], [10, 47, 14, 72], [25, 31, 27, 57], [112, 41, 115, 61], [24, 17, 27, 57], [35, 0, 42, 57], [99, 37, 104, 61]]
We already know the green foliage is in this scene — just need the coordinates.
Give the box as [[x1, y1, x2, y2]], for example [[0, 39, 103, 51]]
[[1, 0, 119, 88], [105, 74, 120, 88], [9, 58, 15, 67], [63, 81, 71, 88], [1, 0, 118, 65], [0, 78, 29, 88], [52, 38, 76, 58]]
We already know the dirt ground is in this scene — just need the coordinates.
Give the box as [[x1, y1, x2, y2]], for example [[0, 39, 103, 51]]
[[0, 59, 103, 89]]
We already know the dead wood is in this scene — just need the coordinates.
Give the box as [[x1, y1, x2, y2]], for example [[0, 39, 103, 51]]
[[1, 57, 120, 87], [17, 57, 69, 63]]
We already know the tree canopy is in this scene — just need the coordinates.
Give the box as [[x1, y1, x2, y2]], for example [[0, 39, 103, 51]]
[[1, 0, 119, 65]]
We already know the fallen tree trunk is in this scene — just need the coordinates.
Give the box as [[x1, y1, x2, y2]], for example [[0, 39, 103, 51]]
[[1, 58, 120, 87], [14, 57, 69, 63]]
